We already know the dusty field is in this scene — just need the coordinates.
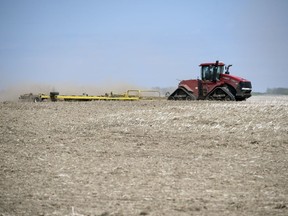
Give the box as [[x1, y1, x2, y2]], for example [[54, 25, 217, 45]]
[[1, 96, 288, 216]]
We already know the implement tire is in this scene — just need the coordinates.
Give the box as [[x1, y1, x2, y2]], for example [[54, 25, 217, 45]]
[[50, 92, 59, 102], [33, 97, 42, 103]]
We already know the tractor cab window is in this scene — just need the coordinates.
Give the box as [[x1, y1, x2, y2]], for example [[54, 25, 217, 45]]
[[201, 65, 224, 81]]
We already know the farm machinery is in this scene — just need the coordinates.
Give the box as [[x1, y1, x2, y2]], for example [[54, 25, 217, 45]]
[[168, 61, 252, 101], [19, 90, 161, 102], [19, 61, 252, 102]]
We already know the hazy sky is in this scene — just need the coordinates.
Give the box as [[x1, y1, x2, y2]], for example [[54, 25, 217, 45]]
[[1, 0, 288, 92]]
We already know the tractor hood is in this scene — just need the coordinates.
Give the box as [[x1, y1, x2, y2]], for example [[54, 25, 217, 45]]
[[220, 73, 250, 83]]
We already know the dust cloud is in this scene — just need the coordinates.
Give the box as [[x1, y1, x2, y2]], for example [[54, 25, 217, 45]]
[[0, 81, 143, 102]]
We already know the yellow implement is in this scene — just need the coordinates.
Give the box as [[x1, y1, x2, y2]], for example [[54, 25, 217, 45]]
[[34, 90, 161, 102], [55, 95, 139, 101], [125, 90, 161, 99]]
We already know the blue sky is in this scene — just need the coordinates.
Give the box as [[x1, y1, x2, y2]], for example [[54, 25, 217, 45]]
[[1, 0, 288, 92]]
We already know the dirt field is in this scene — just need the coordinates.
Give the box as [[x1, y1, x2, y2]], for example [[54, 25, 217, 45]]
[[1, 96, 288, 216]]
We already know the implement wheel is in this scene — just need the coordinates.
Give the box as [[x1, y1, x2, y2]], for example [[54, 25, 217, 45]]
[[33, 97, 42, 103]]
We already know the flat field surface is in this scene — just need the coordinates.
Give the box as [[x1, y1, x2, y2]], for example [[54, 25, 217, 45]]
[[1, 96, 288, 216]]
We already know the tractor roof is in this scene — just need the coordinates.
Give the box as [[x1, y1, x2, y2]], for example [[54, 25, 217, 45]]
[[199, 62, 225, 67]]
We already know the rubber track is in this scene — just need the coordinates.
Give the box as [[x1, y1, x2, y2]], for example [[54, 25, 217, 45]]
[[206, 86, 235, 101], [168, 87, 196, 100]]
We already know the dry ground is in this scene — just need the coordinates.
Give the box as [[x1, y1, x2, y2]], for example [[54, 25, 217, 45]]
[[0, 96, 288, 216]]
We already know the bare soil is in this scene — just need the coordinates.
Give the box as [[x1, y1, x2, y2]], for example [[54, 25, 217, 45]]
[[1, 96, 288, 216]]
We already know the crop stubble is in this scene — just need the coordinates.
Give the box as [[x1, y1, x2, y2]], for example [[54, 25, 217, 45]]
[[0, 96, 288, 215]]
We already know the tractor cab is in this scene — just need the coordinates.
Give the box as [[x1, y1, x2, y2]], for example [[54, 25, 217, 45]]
[[200, 62, 225, 82]]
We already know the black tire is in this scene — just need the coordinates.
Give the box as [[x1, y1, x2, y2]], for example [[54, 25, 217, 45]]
[[33, 97, 42, 103], [50, 92, 59, 102], [50, 92, 59, 96]]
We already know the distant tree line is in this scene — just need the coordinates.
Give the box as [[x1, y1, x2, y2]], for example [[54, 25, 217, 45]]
[[266, 88, 288, 95]]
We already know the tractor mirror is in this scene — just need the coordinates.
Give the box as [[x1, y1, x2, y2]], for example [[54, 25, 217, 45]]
[[225, 64, 232, 74]]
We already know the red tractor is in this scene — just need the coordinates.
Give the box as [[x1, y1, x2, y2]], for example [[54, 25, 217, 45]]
[[168, 61, 252, 101]]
